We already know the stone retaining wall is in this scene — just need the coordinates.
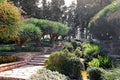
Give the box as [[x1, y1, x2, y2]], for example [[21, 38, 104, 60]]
[[0, 77, 25, 80], [0, 61, 26, 72]]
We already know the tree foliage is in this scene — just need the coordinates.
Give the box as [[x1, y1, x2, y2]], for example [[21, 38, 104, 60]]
[[0, 2, 21, 40], [88, 0, 120, 40], [20, 22, 42, 40], [29, 18, 69, 41], [88, 0, 120, 28], [0, 0, 7, 3], [15, 21, 42, 46], [75, 0, 113, 39]]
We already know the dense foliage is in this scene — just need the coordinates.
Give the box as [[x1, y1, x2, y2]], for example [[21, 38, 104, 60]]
[[28, 68, 69, 80], [88, 0, 120, 40], [0, 0, 7, 3], [0, 55, 17, 64], [87, 67, 105, 80], [45, 50, 84, 79], [88, 67, 120, 80], [15, 21, 42, 46], [88, 55, 117, 69], [20, 22, 42, 40], [0, 2, 21, 39], [82, 42, 100, 58], [103, 68, 120, 80], [62, 42, 74, 52], [29, 18, 69, 41], [88, 0, 120, 28]]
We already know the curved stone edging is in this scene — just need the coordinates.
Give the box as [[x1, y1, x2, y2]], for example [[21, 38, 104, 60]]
[[0, 61, 27, 72]]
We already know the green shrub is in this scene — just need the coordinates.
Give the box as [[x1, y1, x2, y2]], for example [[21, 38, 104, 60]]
[[82, 42, 100, 58], [88, 55, 117, 69], [41, 38, 50, 43], [71, 41, 82, 50], [98, 55, 117, 69], [62, 42, 74, 52], [45, 51, 84, 79], [88, 67, 120, 80], [88, 58, 100, 67], [103, 68, 120, 80], [45, 51, 72, 73], [87, 67, 105, 80], [73, 47, 82, 57], [28, 68, 69, 80], [68, 57, 84, 79]]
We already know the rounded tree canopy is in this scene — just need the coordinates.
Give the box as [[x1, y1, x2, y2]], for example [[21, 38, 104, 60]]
[[0, 2, 21, 39], [19, 21, 42, 40], [29, 18, 69, 36]]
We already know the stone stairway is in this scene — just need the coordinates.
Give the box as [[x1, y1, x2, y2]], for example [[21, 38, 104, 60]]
[[27, 54, 50, 66], [0, 54, 50, 80], [0, 46, 61, 80]]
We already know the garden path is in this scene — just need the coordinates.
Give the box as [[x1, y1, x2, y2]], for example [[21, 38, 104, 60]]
[[0, 45, 61, 80], [0, 54, 50, 80]]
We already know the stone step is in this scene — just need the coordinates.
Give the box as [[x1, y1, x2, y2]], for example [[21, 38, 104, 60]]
[[35, 55, 50, 58], [32, 57, 46, 60], [27, 54, 49, 66], [27, 62, 44, 66], [29, 60, 45, 63]]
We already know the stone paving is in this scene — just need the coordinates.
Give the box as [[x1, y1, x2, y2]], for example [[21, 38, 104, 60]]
[[0, 65, 43, 80], [0, 54, 50, 80]]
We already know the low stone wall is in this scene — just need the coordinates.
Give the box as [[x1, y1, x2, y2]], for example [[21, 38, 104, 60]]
[[0, 61, 26, 72], [101, 40, 120, 55], [0, 52, 43, 72], [0, 77, 25, 80]]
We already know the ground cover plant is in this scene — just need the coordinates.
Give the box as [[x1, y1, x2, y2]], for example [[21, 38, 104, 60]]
[[28, 68, 69, 80]]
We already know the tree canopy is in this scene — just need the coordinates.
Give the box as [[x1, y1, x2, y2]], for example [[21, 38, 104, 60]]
[[0, 1, 21, 40], [29, 18, 69, 41], [88, 0, 120, 40], [29, 18, 69, 36], [88, 0, 120, 28], [15, 21, 42, 46]]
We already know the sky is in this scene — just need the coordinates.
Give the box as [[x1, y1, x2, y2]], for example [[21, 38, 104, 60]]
[[65, 0, 77, 6], [38, 0, 76, 7]]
